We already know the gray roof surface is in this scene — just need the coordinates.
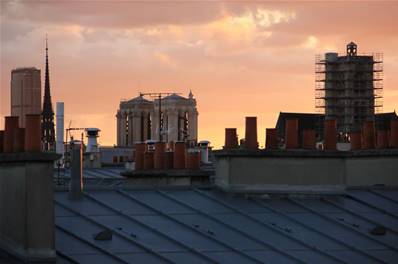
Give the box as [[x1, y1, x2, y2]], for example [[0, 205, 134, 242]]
[[55, 188, 398, 264], [55, 168, 124, 180]]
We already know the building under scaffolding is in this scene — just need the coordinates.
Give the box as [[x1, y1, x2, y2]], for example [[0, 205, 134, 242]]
[[315, 42, 383, 134]]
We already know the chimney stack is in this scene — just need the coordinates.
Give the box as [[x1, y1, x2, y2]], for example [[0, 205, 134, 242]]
[[134, 143, 146, 171], [0, 130, 3, 153], [224, 128, 239, 149], [245, 117, 258, 149], [164, 151, 174, 169], [25, 114, 42, 152], [4, 116, 19, 153], [390, 119, 398, 148], [143, 151, 154, 170], [324, 119, 337, 150], [285, 119, 299, 149], [14, 128, 25, 152], [265, 128, 278, 149], [186, 149, 200, 170], [376, 130, 388, 149], [173, 142, 186, 169], [69, 142, 83, 200], [350, 132, 361, 150], [0, 115, 57, 262], [362, 121, 375, 149], [154, 142, 166, 170], [303, 129, 316, 149]]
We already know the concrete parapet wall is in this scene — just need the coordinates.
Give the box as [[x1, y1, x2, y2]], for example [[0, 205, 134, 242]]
[[0, 153, 59, 263], [346, 157, 398, 186], [215, 149, 398, 193]]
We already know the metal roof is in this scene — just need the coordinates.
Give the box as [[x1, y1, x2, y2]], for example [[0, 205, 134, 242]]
[[55, 168, 124, 180], [55, 188, 398, 263]]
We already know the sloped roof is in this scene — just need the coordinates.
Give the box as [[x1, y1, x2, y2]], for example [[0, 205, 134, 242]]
[[163, 93, 186, 100], [55, 188, 398, 263], [126, 96, 151, 104], [376, 112, 398, 130]]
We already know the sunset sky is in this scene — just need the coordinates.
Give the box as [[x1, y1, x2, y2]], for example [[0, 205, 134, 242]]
[[1, 1, 398, 148]]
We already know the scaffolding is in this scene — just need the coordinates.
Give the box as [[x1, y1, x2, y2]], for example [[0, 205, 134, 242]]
[[315, 43, 383, 133]]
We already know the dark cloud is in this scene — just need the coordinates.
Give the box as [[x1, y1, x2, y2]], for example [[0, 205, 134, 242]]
[[2, 1, 227, 28]]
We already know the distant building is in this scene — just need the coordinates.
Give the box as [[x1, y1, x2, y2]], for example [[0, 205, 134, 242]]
[[315, 42, 383, 133], [99, 146, 134, 165], [116, 91, 198, 146], [10, 67, 41, 127]]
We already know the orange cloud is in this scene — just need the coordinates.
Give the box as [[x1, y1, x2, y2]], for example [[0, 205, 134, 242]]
[[1, 2, 397, 148]]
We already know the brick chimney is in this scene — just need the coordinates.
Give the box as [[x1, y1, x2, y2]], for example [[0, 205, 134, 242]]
[[0, 115, 59, 262]]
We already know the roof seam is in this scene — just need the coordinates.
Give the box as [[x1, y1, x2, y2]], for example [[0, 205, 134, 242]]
[[158, 190, 291, 264], [324, 197, 398, 237], [84, 191, 217, 264], [288, 198, 390, 263], [118, 189, 263, 264], [346, 194, 398, 221], [55, 223, 129, 264], [55, 200, 174, 264], [194, 189, 343, 264], [252, 198, 383, 262]]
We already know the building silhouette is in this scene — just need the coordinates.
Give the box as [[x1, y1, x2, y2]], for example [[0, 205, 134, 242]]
[[116, 92, 198, 146], [10, 67, 42, 127], [41, 38, 55, 151]]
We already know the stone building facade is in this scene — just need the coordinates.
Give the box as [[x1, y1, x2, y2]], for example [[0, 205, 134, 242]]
[[116, 92, 198, 146]]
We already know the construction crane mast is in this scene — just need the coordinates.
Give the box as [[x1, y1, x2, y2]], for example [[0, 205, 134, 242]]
[[139, 92, 181, 142]]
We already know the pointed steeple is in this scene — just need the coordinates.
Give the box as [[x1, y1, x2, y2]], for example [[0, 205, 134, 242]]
[[41, 36, 55, 151]]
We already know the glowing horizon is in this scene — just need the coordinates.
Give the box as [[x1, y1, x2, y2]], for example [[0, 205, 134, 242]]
[[1, 1, 397, 148]]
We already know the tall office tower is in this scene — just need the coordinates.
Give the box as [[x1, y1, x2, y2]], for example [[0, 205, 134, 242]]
[[10, 67, 42, 127], [315, 42, 383, 133], [41, 38, 55, 151]]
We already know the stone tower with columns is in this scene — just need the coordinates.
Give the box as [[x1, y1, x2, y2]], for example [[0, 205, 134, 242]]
[[116, 91, 198, 146]]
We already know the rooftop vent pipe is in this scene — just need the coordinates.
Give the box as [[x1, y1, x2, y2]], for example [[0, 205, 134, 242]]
[[198, 140, 210, 163]]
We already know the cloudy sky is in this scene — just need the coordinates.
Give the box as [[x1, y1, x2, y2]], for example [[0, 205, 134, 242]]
[[1, 1, 398, 147]]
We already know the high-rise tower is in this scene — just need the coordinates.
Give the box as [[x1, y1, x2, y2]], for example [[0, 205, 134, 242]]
[[10, 67, 41, 127], [315, 42, 383, 134], [41, 38, 55, 151]]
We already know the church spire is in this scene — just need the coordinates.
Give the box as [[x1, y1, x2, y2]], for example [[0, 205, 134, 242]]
[[41, 36, 55, 151]]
